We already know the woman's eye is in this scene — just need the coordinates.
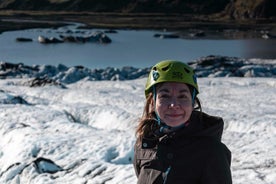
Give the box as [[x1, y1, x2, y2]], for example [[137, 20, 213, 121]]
[[179, 95, 188, 99], [159, 94, 169, 98]]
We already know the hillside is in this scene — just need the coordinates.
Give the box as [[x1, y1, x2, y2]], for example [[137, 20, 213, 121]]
[[0, 0, 228, 14], [0, 0, 275, 19], [224, 0, 276, 19], [0, 0, 276, 35]]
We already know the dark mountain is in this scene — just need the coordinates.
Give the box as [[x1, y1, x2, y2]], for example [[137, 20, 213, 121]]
[[0, 0, 229, 14], [0, 0, 275, 19], [224, 0, 276, 19]]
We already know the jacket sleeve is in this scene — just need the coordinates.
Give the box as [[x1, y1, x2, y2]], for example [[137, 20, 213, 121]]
[[201, 143, 232, 184]]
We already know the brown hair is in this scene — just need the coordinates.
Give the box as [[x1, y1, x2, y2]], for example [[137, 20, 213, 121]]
[[135, 88, 202, 145]]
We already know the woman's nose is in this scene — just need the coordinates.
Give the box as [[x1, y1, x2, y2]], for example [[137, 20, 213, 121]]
[[168, 99, 180, 109]]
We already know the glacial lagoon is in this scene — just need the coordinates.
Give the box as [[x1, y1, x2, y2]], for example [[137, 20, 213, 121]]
[[0, 24, 276, 69]]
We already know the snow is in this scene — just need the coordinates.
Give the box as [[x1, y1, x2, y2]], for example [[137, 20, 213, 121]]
[[0, 76, 275, 184]]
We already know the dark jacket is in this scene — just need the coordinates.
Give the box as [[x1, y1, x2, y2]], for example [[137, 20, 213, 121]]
[[133, 111, 232, 184]]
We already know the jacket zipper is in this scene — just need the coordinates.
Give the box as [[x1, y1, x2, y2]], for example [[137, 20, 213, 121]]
[[163, 166, 171, 184]]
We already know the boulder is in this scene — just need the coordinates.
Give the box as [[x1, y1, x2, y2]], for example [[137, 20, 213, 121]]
[[16, 37, 33, 42]]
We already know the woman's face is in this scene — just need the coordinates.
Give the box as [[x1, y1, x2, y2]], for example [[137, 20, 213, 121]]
[[154, 82, 193, 127]]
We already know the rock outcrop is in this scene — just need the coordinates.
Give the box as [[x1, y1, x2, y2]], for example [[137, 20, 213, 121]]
[[0, 56, 275, 87]]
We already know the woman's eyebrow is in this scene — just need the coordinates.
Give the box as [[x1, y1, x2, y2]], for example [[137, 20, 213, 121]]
[[158, 88, 190, 93]]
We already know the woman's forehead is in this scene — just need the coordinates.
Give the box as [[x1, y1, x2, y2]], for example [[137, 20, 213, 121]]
[[157, 82, 190, 91]]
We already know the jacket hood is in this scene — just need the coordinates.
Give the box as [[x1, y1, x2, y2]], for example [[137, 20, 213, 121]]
[[174, 111, 225, 141]]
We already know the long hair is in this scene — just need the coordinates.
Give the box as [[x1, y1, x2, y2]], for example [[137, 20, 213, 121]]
[[135, 89, 202, 145]]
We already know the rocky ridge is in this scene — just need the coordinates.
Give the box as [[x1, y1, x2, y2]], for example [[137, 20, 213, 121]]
[[0, 0, 275, 20], [0, 56, 275, 87]]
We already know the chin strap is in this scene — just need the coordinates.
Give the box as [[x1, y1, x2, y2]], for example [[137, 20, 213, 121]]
[[192, 88, 196, 106], [159, 123, 186, 134], [153, 86, 161, 126]]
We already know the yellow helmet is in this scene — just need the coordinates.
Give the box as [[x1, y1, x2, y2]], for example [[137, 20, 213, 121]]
[[145, 60, 199, 97]]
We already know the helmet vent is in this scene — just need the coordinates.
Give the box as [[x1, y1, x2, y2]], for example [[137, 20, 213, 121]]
[[161, 65, 170, 71], [184, 67, 190, 73]]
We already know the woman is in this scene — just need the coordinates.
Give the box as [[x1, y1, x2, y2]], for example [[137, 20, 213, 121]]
[[133, 60, 232, 184]]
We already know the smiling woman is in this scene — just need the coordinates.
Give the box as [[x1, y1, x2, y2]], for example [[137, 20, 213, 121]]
[[133, 60, 232, 184]]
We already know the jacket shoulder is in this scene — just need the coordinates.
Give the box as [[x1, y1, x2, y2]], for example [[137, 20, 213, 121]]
[[191, 111, 225, 140]]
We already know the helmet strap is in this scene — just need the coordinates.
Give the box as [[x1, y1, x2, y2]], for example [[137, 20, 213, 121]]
[[153, 86, 161, 126], [192, 88, 196, 106]]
